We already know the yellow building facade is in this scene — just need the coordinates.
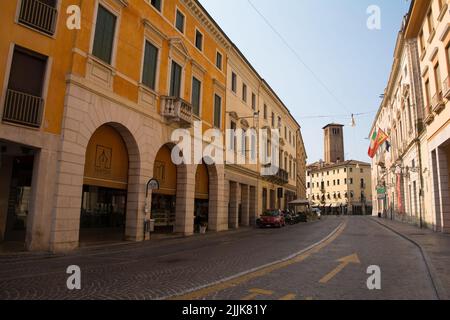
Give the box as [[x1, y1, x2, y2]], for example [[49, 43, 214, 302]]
[[0, 0, 231, 252], [0, 0, 306, 252]]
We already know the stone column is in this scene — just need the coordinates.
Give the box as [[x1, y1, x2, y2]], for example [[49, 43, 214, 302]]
[[26, 147, 58, 251], [229, 181, 240, 229], [174, 164, 195, 235], [0, 156, 13, 241], [436, 147, 450, 233], [240, 184, 250, 227], [249, 186, 257, 226]]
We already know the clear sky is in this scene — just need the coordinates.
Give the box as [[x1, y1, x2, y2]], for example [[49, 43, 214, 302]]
[[198, 0, 411, 164]]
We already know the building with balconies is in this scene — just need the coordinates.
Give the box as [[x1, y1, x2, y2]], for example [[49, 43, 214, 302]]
[[405, 0, 450, 232], [0, 0, 233, 252]]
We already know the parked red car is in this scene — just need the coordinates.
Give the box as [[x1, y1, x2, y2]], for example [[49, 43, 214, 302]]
[[257, 210, 286, 228]]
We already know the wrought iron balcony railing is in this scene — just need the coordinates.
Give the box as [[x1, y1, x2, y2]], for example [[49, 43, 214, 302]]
[[2, 89, 44, 127], [19, 0, 58, 35]]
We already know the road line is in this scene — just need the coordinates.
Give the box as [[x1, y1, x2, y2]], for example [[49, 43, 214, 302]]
[[241, 288, 273, 300], [319, 253, 361, 284], [166, 220, 347, 300], [279, 293, 296, 300]]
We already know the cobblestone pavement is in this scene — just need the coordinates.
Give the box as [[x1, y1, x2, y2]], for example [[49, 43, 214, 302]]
[[0, 216, 439, 300]]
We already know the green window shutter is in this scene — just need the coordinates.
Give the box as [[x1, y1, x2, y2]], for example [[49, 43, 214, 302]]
[[170, 61, 182, 97], [214, 94, 221, 128], [142, 41, 158, 90], [92, 5, 116, 64], [191, 77, 201, 116]]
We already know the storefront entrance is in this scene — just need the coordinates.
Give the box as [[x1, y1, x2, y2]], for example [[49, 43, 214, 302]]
[[2, 155, 34, 243], [80, 125, 129, 245], [80, 186, 127, 242]]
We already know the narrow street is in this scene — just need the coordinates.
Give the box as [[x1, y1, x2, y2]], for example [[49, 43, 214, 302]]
[[0, 217, 438, 300]]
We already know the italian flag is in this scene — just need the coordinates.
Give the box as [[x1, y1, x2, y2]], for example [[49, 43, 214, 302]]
[[368, 129, 388, 158]]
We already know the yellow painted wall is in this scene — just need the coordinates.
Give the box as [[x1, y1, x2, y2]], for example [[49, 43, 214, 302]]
[[0, 0, 78, 135], [0, 0, 227, 136], [84, 125, 129, 190], [153, 145, 177, 196], [72, 0, 228, 131], [195, 162, 209, 199]]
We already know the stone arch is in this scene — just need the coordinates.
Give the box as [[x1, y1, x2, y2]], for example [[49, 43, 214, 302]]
[[50, 85, 149, 252], [194, 156, 226, 232], [150, 142, 192, 234]]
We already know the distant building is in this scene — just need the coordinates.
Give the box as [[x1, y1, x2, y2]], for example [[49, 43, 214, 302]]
[[323, 124, 345, 164], [306, 124, 372, 215], [307, 161, 372, 215]]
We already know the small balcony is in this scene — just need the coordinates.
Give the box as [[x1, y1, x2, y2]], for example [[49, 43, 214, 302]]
[[432, 91, 445, 114], [263, 167, 289, 185], [18, 0, 58, 36], [2, 89, 44, 128], [424, 104, 434, 125], [160, 96, 193, 127]]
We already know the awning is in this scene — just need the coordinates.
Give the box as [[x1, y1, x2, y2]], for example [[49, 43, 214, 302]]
[[289, 199, 311, 206]]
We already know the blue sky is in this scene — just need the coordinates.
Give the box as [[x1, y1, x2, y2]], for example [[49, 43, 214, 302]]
[[198, 0, 411, 163]]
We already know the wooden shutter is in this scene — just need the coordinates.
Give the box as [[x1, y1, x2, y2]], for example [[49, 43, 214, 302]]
[[142, 41, 158, 90], [92, 5, 117, 64], [170, 61, 182, 97], [214, 94, 221, 128], [191, 77, 201, 116]]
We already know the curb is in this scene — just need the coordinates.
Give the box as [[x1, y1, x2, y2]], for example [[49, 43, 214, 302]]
[[371, 217, 448, 300]]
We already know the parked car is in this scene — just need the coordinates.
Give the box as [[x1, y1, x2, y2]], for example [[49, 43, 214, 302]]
[[258, 210, 286, 228]]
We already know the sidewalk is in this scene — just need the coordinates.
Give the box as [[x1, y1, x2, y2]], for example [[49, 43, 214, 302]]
[[373, 217, 450, 300]]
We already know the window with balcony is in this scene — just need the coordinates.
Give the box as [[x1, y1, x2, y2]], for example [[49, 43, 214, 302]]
[[92, 5, 117, 65], [191, 77, 201, 117], [214, 94, 222, 128], [18, 0, 58, 36], [3, 46, 47, 127], [169, 61, 182, 98], [142, 41, 158, 90]]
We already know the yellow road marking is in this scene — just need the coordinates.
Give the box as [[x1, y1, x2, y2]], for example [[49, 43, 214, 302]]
[[169, 221, 347, 300], [319, 253, 361, 284], [279, 293, 296, 300], [241, 288, 274, 300]]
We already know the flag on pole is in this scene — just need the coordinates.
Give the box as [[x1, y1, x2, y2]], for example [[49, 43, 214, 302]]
[[368, 129, 389, 158]]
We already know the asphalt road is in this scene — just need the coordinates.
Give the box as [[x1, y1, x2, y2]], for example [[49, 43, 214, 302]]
[[0, 216, 438, 300]]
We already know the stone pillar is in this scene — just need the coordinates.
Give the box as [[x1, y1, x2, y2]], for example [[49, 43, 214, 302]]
[[240, 184, 250, 227], [431, 150, 442, 231], [249, 186, 257, 226], [174, 165, 195, 235], [436, 147, 450, 233], [229, 181, 240, 229], [208, 164, 227, 232], [26, 148, 58, 251], [0, 156, 13, 241]]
